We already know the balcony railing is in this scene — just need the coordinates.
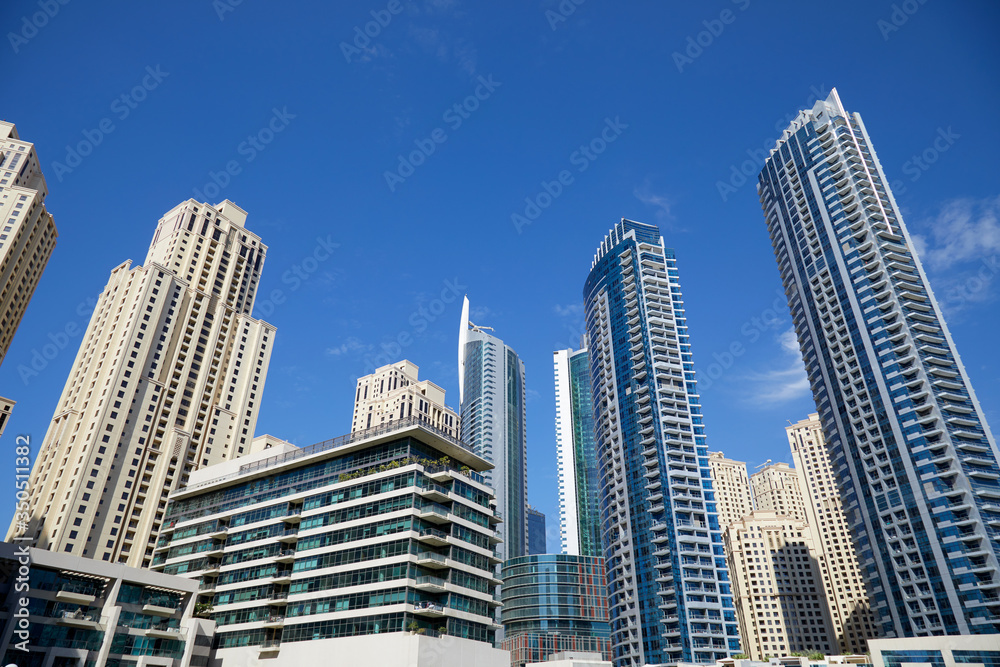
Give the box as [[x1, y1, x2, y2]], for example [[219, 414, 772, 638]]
[[187, 416, 477, 490]]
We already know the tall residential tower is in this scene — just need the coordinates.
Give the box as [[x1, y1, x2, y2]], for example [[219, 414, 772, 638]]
[[758, 88, 1000, 636], [459, 297, 528, 561], [787, 413, 877, 654], [9, 199, 275, 568], [554, 342, 602, 557], [0, 121, 58, 371], [584, 219, 738, 666]]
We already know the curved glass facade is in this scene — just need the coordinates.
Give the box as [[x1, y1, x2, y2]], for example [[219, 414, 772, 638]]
[[500, 554, 611, 667]]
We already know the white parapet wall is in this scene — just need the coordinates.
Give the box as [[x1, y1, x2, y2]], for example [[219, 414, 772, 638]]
[[212, 632, 510, 667]]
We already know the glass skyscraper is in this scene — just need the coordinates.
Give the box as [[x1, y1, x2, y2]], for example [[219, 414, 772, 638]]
[[554, 343, 602, 557], [758, 89, 1000, 637], [459, 296, 528, 562], [584, 219, 738, 666]]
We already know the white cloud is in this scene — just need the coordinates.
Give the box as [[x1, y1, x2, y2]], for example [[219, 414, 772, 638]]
[[554, 303, 583, 318], [633, 179, 682, 231], [326, 337, 371, 357], [910, 196, 1000, 317], [740, 327, 811, 406], [911, 195, 1000, 271]]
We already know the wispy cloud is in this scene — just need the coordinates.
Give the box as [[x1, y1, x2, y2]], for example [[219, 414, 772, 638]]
[[326, 337, 371, 357], [633, 179, 682, 231], [740, 327, 810, 406], [554, 303, 582, 318], [911, 196, 1000, 316], [912, 195, 1000, 271]]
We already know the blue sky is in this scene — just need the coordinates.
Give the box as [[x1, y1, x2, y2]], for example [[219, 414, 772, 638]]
[[2, 0, 999, 552]]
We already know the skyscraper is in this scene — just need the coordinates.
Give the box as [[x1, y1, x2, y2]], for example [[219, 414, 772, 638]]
[[0, 121, 58, 372], [554, 342, 602, 557], [707, 452, 754, 529], [758, 88, 1000, 636], [750, 463, 807, 522], [584, 219, 738, 666], [351, 359, 459, 437], [724, 510, 836, 659], [9, 199, 275, 568], [459, 296, 528, 561], [0, 121, 59, 430], [787, 414, 877, 655], [527, 505, 547, 555]]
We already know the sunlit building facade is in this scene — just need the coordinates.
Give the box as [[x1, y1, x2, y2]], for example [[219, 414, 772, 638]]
[[759, 88, 1000, 636], [555, 344, 602, 557], [584, 219, 738, 666]]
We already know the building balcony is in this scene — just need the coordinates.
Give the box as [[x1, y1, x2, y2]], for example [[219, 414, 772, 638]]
[[145, 624, 184, 639], [416, 552, 449, 569], [55, 583, 99, 605], [412, 602, 446, 617], [416, 527, 450, 546], [142, 603, 177, 617], [271, 570, 293, 584], [260, 640, 281, 654], [415, 576, 448, 593], [57, 610, 104, 630], [274, 549, 297, 564], [277, 528, 299, 543], [418, 484, 451, 503], [417, 504, 451, 524], [263, 615, 285, 628]]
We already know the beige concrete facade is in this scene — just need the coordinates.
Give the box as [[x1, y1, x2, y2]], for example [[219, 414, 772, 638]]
[[751, 463, 807, 521], [787, 414, 876, 655], [352, 359, 459, 438], [8, 199, 275, 569], [724, 511, 836, 659], [709, 451, 754, 529], [0, 121, 58, 372], [0, 395, 13, 440]]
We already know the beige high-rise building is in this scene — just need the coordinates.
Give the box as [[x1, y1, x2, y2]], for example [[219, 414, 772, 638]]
[[751, 462, 807, 521], [725, 510, 836, 659], [0, 121, 59, 430], [351, 359, 458, 437], [0, 121, 58, 369], [8, 199, 275, 568], [787, 414, 877, 654], [708, 451, 754, 528]]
